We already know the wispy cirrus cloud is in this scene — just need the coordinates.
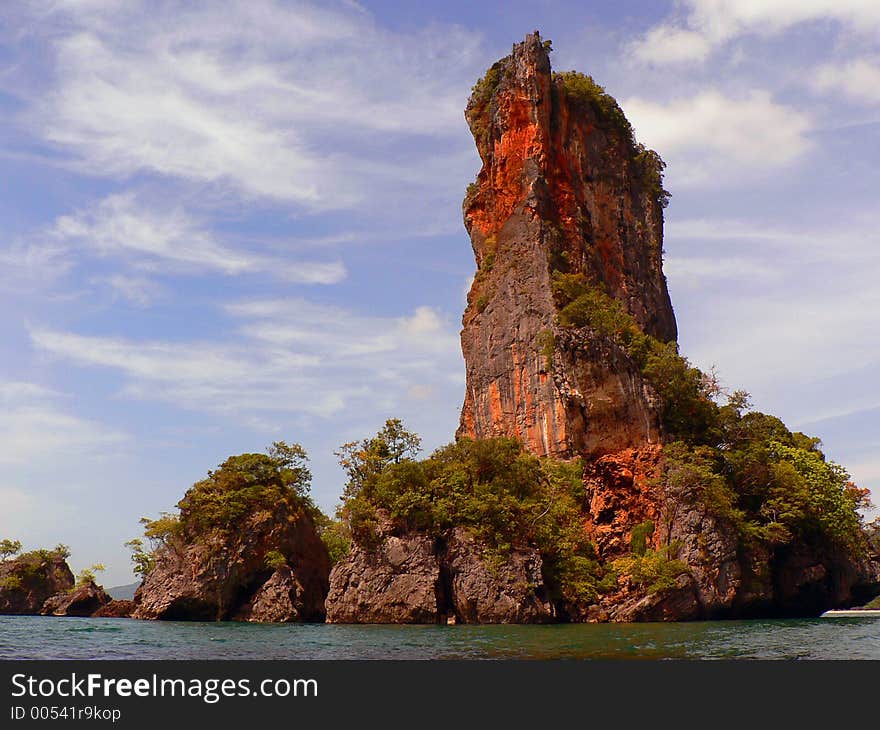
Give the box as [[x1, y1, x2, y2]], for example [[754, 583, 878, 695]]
[[30, 299, 463, 419], [10, 0, 483, 216], [51, 193, 346, 284], [0, 380, 127, 465]]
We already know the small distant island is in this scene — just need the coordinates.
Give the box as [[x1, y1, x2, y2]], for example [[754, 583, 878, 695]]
[[2, 33, 878, 625]]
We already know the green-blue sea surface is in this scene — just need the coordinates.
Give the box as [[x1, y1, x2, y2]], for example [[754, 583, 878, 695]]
[[2, 616, 880, 659]]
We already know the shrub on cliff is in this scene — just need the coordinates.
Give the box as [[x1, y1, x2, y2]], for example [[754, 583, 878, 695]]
[[75, 563, 106, 588], [663, 404, 871, 556], [0, 539, 22, 561], [130, 441, 325, 572], [612, 546, 689, 594], [554, 71, 634, 147], [0, 545, 70, 592], [311, 513, 351, 566], [554, 72, 670, 208], [337, 420, 609, 603]]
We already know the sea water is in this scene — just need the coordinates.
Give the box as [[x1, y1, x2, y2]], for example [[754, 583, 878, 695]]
[[2, 615, 879, 660]]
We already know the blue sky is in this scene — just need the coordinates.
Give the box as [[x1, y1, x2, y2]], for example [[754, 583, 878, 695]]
[[1, 0, 878, 585]]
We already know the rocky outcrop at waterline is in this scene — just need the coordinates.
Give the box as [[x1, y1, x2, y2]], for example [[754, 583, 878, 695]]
[[0, 548, 74, 615], [92, 599, 136, 618], [130, 447, 331, 622], [40, 580, 111, 617], [131, 505, 330, 623], [325, 515, 553, 624], [579, 447, 879, 621]]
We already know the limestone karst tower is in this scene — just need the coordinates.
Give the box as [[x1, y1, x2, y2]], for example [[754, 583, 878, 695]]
[[457, 32, 677, 458]]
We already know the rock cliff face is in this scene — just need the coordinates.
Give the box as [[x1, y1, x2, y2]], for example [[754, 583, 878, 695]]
[[132, 505, 330, 622], [326, 515, 553, 624], [458, 32, 674, 458], [0, 551, 74, 615]]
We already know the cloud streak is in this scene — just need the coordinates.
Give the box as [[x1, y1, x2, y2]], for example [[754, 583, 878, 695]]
[[0, 380, 127, 466], [52, 193, 346, 284], [16, 0, 483, 214], [30, 299, 464, 419]]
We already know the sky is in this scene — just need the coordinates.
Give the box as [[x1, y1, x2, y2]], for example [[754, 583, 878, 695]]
[[0, 0, 878, 586]]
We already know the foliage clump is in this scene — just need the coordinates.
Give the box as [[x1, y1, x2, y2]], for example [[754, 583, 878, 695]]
[[629, 521, 655, 557], [311, 512, 351, 566], [470, 60, 505, 107], [0, 544, 71, 592], [613, 546, 689, 594], [0, 539, 22, 561], [128, 441, 323, 577], [633, 145, 671, 208], [178, 441, 313, 534], [555, 71, 634, 145], [336, 420, 610, 604], [468, 57, 508, 145], [663, 406, 872, 554], [75, 563, 105, 587], [263, 550, 287, 570]]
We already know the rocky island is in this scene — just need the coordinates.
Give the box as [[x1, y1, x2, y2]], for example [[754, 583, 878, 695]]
[[131, 444, 330, 622], [0, 542, 113, 617]]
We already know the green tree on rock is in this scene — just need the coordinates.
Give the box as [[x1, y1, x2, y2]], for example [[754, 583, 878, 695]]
[[0, 539, 22, 561]]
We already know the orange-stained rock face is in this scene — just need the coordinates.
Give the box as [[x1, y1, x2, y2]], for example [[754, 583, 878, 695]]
[[458, 33, 676, 458], [582, 446, 665, 561]]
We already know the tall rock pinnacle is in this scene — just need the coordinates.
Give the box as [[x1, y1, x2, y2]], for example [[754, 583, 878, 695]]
[[458, 32, 677, 458]]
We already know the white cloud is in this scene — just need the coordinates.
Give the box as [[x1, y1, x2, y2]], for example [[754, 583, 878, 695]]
[[624, 90, 811, 185], [813, 57, 880, 105], [52, 193, 346, 284], [848, 458, 880, 489], [19, 0, 483, 211], [0, 382, 58, 402], [30, 299, 463, 418], [0, 485, 37, 527], [666, 218, 880, 261], [630, 25, 711, 64], [0, 380, 126, 465], [0, 485, 55, 540], [631, 0, 880, 65]]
